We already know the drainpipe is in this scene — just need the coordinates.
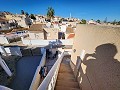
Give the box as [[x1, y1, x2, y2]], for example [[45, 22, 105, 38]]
[[0, 56, 12, 76]]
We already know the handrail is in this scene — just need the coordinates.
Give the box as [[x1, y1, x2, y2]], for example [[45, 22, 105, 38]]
[[29, 49, 46, 90], [0, 85, 13, 90], [37, 50, 70, 90]]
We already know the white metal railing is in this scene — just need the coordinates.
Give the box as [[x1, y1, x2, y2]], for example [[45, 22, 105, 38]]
[[37, 50, 70, 90], [21, 39, 73, 46], [0, 85, 13, 90], [29, 49, 46, 90]]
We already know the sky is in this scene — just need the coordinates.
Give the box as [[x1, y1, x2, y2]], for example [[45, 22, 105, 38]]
[[0, 0, 120, 21]]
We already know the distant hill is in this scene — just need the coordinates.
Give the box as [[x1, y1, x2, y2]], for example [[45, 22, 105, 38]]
[[0, 11, 13, 18]]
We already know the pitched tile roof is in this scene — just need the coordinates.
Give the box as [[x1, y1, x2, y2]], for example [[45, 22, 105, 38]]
[[67, 33, 75, 39], [28, 24, 45, 32], [0, 18, 8, 22]]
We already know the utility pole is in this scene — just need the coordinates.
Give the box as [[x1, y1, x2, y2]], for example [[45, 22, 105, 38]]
[[70, 13, 71, 19]]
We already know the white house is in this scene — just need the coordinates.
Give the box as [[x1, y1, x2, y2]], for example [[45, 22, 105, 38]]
[[88, 19, 97, 25], [5, 14, 32, 28], [35, 15, 46, 23], [0, 18, 10, 30]]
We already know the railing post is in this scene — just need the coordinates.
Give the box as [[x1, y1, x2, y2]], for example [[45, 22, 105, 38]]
[[0, 56, 12, 76], [0, 46, 8, 56]]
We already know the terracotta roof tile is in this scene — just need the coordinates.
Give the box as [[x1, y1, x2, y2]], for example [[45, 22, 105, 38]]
[[67, 33, 75, 39]]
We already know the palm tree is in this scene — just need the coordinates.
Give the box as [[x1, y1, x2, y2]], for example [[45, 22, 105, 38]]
[[21, 10, 25, 15], [47, 7, 55, 20]]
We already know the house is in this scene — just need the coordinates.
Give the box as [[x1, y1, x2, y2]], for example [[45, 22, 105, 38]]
[[88, 19, 97, 25], [35, 15, 46, 23], [5, 15, 32, 28], [28, 24, 58, 40], [43, 28, 58, 40], [67, 33, 75, 39], [65, 26, 74, 39], [0, 18, 10, 30], [28, 24, 47, 39]]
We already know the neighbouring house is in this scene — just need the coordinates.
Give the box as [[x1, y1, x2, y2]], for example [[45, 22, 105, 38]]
[[8, 19, 18, 29], [60, 24, 67, 32], [5, 15, 32, 28], [28, 24, 47, 39], [88, 19, 97, 25], [28, 24, 58, 40], [0, 18, 10, 30], [52, 22, 60, 29], [67, 33, 75, 39], [65, 26, 74, 39], [44, 28, 58, 40], [35, 15, 46, 23]]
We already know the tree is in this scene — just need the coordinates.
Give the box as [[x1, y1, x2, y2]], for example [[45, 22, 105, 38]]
[[80, 19, 86, 24], [25, 12, 29, 17], [21, 10, 25, 15], [47, 7, 55, 20], [96, 20, 101, 23], [30, 14, 36, 20], [112, 19, 116, 25], [117, 21, 120, 25]]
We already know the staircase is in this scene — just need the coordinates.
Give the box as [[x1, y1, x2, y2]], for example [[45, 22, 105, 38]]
[[55, 56, 81, 90]]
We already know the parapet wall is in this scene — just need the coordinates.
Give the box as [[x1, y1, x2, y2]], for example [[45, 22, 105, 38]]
[[71, 24, 120, 90]]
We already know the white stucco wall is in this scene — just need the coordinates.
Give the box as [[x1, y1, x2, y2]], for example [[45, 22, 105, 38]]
[[0, 35, 9, 44], [22, 39, 73, 46]]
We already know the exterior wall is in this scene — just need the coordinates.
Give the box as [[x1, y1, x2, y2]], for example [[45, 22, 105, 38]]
[[71, 24, 120, 90], [60, 25, 66, 32], [0, 21, 10, 30], [17, 19, 28, 28], [29, 33, 44, 40], [44, 28, 58, 40], [5, 15, 29, 28], [22, 39, 73, 46], [0, 35, 9, 44]]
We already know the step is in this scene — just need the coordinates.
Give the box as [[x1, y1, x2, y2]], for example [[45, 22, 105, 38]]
[[57, 77, 76, 82], [60, 64, 70, 68], [55, 86, 80, 90], [59, 66, 72, 70], [59, 67, 72, 71], [57, 75, 75, 80], [58, 73, 75, 78], [56, 80, 80, 88], [60, 63, 70, 66], [60, 65, 71, 69], [59, 69, 73, 73]]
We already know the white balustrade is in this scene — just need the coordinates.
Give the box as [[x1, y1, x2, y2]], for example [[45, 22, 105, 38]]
[[0, 85, 13, 90], [0, 56, 12, 76], [37, 50, 71, 90]]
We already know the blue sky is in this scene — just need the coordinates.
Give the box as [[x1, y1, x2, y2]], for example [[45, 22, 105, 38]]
[[0, 0, 120, 21]]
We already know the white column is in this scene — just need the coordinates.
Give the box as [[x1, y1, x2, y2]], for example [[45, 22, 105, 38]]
[[17, 47, 22, 57], [0, 46, 8, 56], [0, 56, 12, 76]]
